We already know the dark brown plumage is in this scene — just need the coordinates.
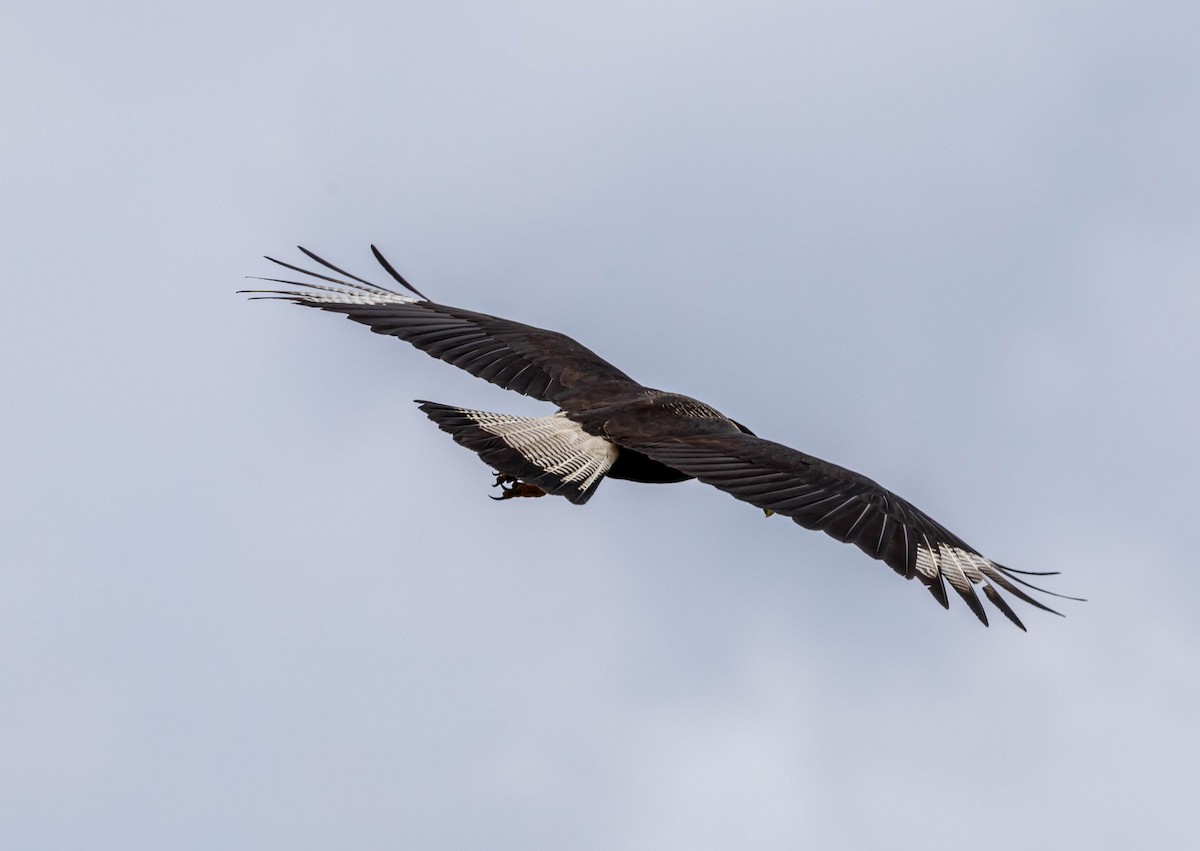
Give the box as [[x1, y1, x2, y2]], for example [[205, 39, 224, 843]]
[[245, 246, 1080, 629]]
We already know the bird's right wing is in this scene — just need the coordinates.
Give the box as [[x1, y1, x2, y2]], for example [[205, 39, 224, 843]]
[[623, 430, 1076, 629], [244, 247, 646, 411]]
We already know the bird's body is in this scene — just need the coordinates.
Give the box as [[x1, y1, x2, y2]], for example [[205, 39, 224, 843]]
[[246, 246, 1077, 629]]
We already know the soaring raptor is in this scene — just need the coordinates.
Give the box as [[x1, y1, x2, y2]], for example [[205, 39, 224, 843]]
[[246, 246, 1076, 629]]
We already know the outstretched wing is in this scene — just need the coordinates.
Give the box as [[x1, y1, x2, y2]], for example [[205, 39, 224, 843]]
[[244, 247, 646, 411], [624, 431, 1076, 629]]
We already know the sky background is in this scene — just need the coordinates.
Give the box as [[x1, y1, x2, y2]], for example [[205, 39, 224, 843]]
[[3, 1, 1198, 848]]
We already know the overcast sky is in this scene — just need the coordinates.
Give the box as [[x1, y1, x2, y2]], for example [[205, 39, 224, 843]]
[[3, 1, 1198, 848]]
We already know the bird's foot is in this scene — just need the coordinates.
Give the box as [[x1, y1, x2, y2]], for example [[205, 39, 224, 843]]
[[763, 508, 776, 518], [490, 472, 547, 500]]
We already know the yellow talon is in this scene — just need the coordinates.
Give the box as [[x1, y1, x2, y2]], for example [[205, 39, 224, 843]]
[[763, 508, 775, 518]]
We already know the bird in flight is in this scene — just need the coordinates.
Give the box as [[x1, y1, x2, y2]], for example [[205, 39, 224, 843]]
[[245, 246, 1078, 629]]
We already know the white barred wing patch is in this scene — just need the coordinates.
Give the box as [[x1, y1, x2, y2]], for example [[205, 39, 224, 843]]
[[911, 535, 1035, 625], [466, 410, 618, 491], [242, 246, 426, 306], [287, 289, 419, 306], [417, 401, 618, 503], [245, 278, 421, 306]]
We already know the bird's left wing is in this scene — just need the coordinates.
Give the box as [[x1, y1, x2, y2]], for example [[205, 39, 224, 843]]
[[244, 247, 646, 410], [623, 431, 1074, 629]]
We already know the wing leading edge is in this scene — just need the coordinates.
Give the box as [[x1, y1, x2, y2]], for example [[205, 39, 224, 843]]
[[245, 247, 646, 411]]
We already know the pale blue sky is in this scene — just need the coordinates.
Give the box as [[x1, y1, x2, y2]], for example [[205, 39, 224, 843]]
[[3, 1, 1198, 848]]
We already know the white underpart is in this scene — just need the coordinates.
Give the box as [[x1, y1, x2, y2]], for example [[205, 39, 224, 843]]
[[913, 536, 993, 591], [465, 410, 618, 491]]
